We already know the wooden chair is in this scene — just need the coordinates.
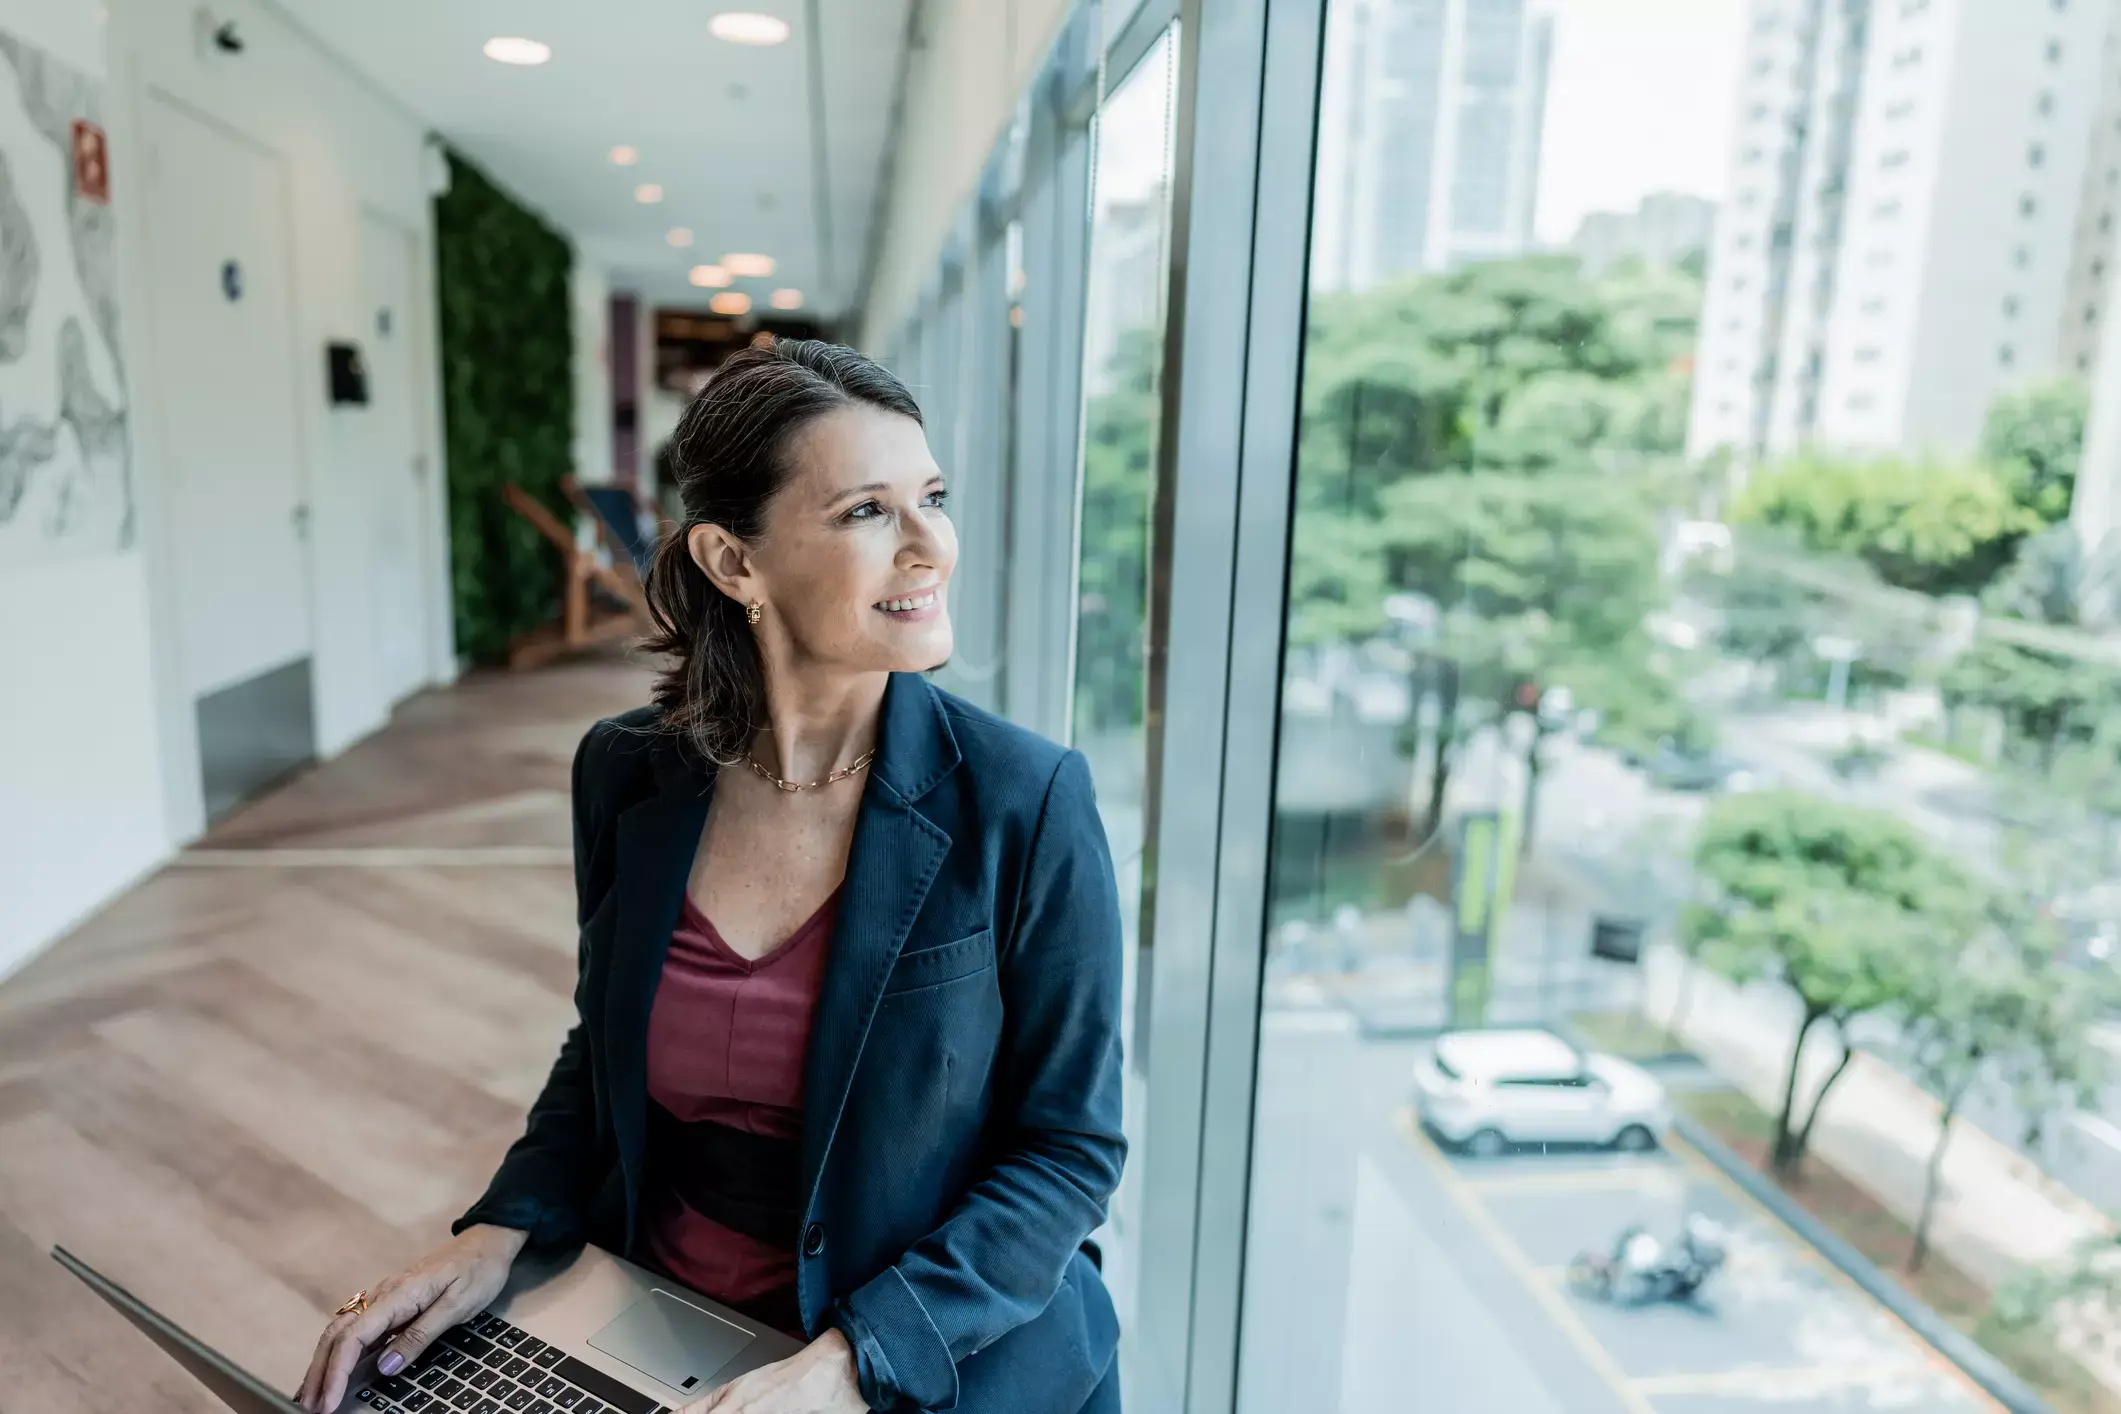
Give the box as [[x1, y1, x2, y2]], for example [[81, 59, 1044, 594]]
[[562, 475, 663, 583], [500, 482, 648, 670]]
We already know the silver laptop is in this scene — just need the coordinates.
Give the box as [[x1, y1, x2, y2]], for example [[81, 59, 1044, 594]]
[[53, 1241, 804, 1413]]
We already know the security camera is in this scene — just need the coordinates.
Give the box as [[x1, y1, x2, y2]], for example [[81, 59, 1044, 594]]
[[214, 20, 243, 53]]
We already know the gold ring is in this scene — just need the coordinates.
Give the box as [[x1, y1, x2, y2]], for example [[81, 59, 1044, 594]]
[[334, 1290, 369, 1317]]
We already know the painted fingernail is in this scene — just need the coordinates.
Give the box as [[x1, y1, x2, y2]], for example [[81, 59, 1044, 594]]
[[377, 1351, 405, 1376]]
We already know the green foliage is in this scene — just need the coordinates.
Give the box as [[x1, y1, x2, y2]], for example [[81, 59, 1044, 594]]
[[1734, 452, 2037, 597], [1981, 377, 2088, 524], [1898, 931, 2106, 1268], [1938, 638, 2116, 769], [1074, 327, 1163, 734], [435, 151, 577, 663], [1281, 254, 1706, 851], [1376, 469, 1665, 705], [1687, 790, 1977, 1012], [1995, 1226, 2121, 1362], [1295, 254, 1700, 508], [1687, 791, 1988, 1167], [1290, 256, 1701, 740], [1703, 543, 1823, 672], [1577, 649, 1712, 761]]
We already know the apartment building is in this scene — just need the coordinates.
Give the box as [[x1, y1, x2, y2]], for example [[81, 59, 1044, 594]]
[[1310, 0, 1557, 291], [1690, 0, 2116, 462]]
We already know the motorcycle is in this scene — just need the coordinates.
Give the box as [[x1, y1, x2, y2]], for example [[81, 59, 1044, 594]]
[[1567, 1213, 1727, 1306]]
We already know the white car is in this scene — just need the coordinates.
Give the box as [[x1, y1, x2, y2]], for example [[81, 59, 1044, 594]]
[[1413, 1029, 1671, 1158]]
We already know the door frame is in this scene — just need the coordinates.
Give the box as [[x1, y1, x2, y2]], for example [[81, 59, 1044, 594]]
[[357, 202, 448, 705], [135, 85, 319, 704]]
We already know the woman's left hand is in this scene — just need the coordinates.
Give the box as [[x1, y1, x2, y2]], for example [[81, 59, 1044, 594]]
[[678, 1328, 868, 1413]]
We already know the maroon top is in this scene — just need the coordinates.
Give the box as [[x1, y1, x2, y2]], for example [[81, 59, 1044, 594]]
[[643, 889, 836, 1333]]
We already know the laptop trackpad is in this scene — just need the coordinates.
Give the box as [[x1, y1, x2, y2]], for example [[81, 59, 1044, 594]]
[[587, 1289, 756, 1398]]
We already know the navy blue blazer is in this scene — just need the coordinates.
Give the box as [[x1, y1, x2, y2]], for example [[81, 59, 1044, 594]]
[[456, 672, 1127, 1412]]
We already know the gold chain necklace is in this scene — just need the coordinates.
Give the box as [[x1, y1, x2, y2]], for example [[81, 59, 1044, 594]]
[[744, 747, 876, 793]]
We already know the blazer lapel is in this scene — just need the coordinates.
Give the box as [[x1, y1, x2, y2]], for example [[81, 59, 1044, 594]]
[[798, 675, 959, 1223], [605, 746, 713, 1246]]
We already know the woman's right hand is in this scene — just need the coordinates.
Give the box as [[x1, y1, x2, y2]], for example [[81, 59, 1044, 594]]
[[297, 1223, 529, 1413]]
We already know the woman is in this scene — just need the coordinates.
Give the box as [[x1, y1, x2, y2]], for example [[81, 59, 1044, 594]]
[[298, 341, 1126, 1414]]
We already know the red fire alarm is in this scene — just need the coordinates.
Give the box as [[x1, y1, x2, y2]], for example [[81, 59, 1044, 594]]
[[72, 120, 109, 204]]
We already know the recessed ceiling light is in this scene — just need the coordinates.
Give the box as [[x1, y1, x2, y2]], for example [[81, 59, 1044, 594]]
[[709, 12, 791, 45], [689, 264, 732, 288], [770, 288, 803, 310], [609, 145, 639, 166], [722, 252, 776, 277], [667, 227, 695, 248], [710, 291, 754, 315], [482, 36, 550, 65], [634, 183, 664, 204]]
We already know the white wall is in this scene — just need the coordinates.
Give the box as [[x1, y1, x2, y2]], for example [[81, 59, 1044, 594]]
[[0, 0, 168, 981], [1, 0, 458, 980], [107, 0, 449, 765], [857, 0, 1074, 351]]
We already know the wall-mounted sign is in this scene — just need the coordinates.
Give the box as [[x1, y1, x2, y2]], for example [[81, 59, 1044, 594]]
[[71, 118, 107, 203], [327, 341, 369, 406]]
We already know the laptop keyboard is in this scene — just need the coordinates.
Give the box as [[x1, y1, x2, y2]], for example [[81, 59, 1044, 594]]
[[352, 1310, 674, 1414]]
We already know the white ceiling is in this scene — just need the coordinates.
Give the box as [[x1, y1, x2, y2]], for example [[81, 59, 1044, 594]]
[[273, 0, 914, 322]]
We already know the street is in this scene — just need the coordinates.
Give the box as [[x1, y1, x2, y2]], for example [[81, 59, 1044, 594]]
[[1431, 710, 2121, 1213], [1236, 1017, 1995, 1413]]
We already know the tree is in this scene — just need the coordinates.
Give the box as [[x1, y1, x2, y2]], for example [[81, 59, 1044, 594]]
[[1981, 377, 2089, 525], [1074, 327, 1163, 735], [1734, 451, 2038, 597], [1374, 469, 1666, 839], [1287, 254, 1705, 844], [1897, 934, 2104, 1271], [1938, 637, 2115, 773], [1996, 1227, 2121, 1364], [1686, 792, 1985, 1171]]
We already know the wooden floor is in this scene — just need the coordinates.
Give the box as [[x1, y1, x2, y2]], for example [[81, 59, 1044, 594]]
[[0, 651, 657, 1411]]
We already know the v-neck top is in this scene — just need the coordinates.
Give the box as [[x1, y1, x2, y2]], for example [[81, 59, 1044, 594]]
[[642, 889, 837, 1333]]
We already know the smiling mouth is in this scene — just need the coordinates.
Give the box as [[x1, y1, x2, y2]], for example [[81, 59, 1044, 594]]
[[876, 589, 939, 612]]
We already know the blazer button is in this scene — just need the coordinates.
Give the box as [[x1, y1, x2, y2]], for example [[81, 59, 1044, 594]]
[[803, 1223, 826, 1257]]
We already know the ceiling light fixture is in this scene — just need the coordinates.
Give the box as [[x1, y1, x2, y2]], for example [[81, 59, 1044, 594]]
[[770, 288, 803, 310], [482, 36, 551, 65], [709, 12, 791, 45], [722, 252, 776, 277], [609, 145, 639, 166], [710, 291, 754, 315], [667, 228, 695, 248], [634, 183, 664, 204], [689, 264, 732, 288]]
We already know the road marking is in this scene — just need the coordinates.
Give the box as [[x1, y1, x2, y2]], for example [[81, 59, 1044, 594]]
[[1396, 1109, 1660, 1414], [1662, 1131, 2005, 1412], [1461, 1164, 1680, 1195], [1628, 1363, 1944, 1398]]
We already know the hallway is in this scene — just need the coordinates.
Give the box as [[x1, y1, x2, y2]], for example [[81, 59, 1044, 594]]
[[0, 653, 654, 1412]]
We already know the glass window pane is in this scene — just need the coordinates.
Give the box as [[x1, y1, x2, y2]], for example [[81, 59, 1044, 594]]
[[1243, 0, 2120, 1410], [1071, 18, 1177, 1373]]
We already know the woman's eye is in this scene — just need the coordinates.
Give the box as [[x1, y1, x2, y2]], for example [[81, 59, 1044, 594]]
[[924, 487, 950, 509], [846, 501, 883, 521]]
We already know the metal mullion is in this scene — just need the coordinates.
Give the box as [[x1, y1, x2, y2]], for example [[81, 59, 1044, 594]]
[[1132, 0, 1327, 1408]]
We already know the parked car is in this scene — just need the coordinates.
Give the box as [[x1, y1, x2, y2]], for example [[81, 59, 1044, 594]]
[[1645, 743, 1760, 794], [1412, 1029, 1672, 1157]]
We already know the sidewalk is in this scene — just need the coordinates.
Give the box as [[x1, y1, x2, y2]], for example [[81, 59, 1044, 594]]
[[1638, 944, 2121, 1392]]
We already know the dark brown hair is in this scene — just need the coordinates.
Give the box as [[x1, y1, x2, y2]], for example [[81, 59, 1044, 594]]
[[642, 339, 923, 765]]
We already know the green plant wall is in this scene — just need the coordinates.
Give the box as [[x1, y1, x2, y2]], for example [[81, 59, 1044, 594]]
[[435, 150, 575, 663]]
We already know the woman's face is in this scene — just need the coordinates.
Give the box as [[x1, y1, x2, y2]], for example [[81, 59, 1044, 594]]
[[693, 402, 957, 677]]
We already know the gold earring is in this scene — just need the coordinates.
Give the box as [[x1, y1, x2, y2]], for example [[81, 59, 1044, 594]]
[[746, 600, 763, 626]]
